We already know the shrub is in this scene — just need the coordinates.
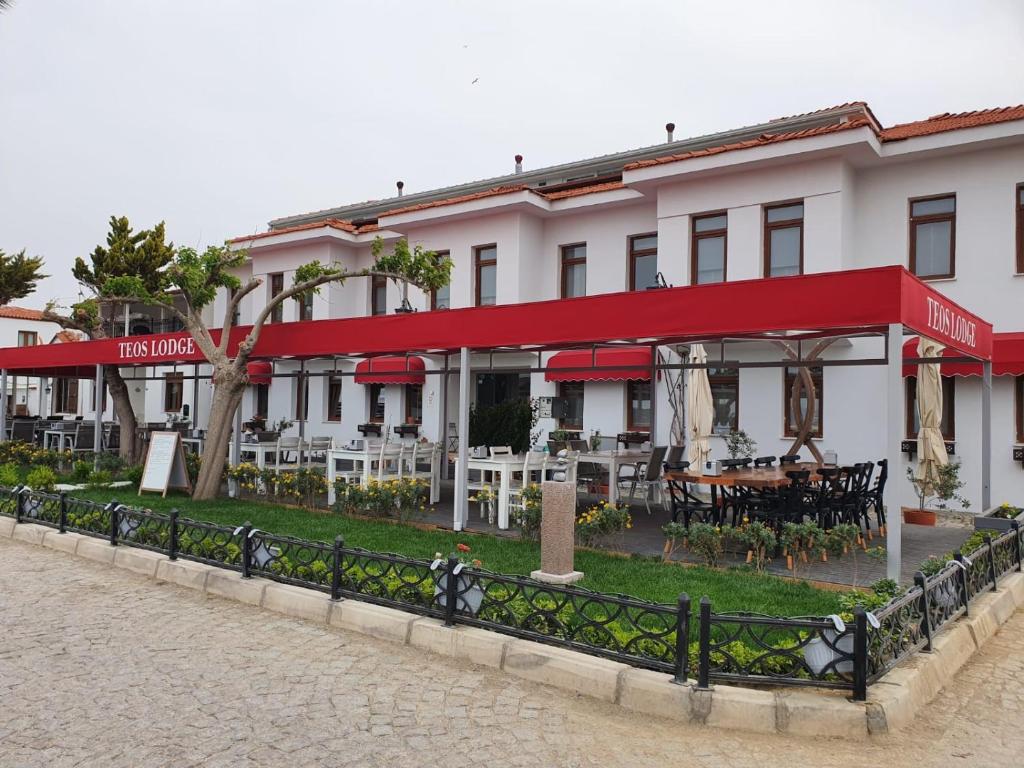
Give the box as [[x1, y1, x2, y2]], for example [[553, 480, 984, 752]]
[[575, 501, 631, 548], [96, 453, 124, 475], [511, 483, 543, 542], [25, 466, 57, 492], [686, 522, 723, 568], [661, 521, 687, 562], [468, 398, 538, 453], [733, 521, 778, 572], [86, 470, 113, 490], [0, 463, 20, 487], [123, 465, 144, 485], [333, 478, 428, 521], [72, 460, 92, 482]]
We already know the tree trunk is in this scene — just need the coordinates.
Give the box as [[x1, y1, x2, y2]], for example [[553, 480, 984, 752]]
[[191, 372, 245, 500], [103, 367, 142, 463]]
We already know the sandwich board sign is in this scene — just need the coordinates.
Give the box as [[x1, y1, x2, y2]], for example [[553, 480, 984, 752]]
[[139, 431, 192, 497]]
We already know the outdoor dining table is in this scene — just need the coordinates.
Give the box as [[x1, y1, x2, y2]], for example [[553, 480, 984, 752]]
[[324, 444, 441, 506], [43, 427, 74, 451], [453, 453, 528, 531], [579, 449, 652, 505], [664, 462, 830, 524]]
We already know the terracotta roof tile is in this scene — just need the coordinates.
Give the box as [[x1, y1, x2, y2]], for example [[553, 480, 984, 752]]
[[880, 106, 1024, 141], [0, 306, 47, 321], [53, 330, 83, 344], [538, 180, 626, 200], [382, 185, 529, 217], [625, 117, 872, 170], [229, 217, 358, 244]]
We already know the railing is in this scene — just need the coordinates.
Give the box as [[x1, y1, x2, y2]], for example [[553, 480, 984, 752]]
[[2, 485, 1021, 701]]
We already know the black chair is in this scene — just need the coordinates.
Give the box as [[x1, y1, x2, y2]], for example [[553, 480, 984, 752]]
[[664, 461, 716, 527], [813, 467, 845, 528], [779, 454, 801, 465], [754, 455, 776, 468], [864, 459, 888, 534], [759, 470, 811, 530]]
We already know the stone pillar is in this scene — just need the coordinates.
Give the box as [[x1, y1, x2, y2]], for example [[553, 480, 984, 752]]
[[530, 480, 583, 585]]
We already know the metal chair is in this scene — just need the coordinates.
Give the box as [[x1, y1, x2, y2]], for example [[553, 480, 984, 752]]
[[754, 455, 776, 467], [617, 445, 668, 514], [664, 461, 715, 527], [666, 445, 685, 467], [779, 454, 801, 465]]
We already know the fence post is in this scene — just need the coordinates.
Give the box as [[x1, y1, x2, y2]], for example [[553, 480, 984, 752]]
[[696, 596, 711, 690], [1012, 522, 1022, 572], [954, 553, 970, 616], [58, 491, 67, 534], [852, 606, 868, 702], [984, 535, 997, 591], [168, 508, 179, 561], [914, 571, 933, 652], [15, 486, 25, 523], [444, 555, 459, 627], [330, 535, 344, 602], [241, 521, 253, 578], [672, 593, 691, 685], [108, 500, 119, 546]]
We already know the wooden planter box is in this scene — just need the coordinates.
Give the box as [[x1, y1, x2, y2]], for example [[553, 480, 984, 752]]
[[974, 505, 1024, 533], [357, 423, 383, 437], [394, 424, 420, 437], [902, 506, 937, 526]]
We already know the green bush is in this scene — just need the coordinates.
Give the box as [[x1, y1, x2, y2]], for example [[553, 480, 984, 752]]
[[86, 470, 113, 490], [123, 465, 144, 485], [687, 523, 723, 568], [0, 463, 19, 487], [468, 398, 538, 453], [96, 453, 124, 475], [72, 460, 92, 482], [25, 466, 58, 492]]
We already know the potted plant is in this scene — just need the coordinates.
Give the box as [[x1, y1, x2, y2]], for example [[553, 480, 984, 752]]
[[974, 502, 1024, 532], [724, 429, 757, 460], [904, 462, 970, 526], [431, 543, 485, 615]]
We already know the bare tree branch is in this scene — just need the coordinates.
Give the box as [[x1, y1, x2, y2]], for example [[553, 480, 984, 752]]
[[219, 278, 262, 355]]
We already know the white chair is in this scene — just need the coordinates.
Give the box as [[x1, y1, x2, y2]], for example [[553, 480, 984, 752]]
[[305, 436, 334, 471], [404, 442, 436, 481], [376, 442, 405, 482], [273, 436, 303, 472], [489, 445, 513, 457], [509, 451, 545, 511]]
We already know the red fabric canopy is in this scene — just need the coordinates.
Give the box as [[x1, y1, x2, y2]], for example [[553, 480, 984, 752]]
[[545, 347, 653, 382], [354, 356, 425, 384], [902, 334, 1024, 377], [246, 361, 273, 385]]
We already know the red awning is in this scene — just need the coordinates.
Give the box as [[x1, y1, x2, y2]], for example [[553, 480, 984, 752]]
[[354, 356, 425, 384], [902, 334, 1024, 377], [545, 347, 653, 382], [246, 361, 273, 385]]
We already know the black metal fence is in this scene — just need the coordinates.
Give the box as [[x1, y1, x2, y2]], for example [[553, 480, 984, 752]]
[[2, 485, 1021, 701]]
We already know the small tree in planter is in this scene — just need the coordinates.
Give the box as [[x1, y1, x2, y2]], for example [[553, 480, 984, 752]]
[[905, 462, 970, 526], [686, 522, 723, 568], [724, 429, 757, 460], [734, 521, 777, 572]]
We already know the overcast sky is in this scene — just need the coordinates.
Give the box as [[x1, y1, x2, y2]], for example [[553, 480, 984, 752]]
[[1, 0, 1022, 309]]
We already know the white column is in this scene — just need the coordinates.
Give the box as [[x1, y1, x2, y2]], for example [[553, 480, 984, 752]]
[[38, 376, 48, 419], [440, 354, 450, 480], [885, 325, 903, 582], [93, 364, 104, 469], [981, 361, 992, 511], [0, 369, 8, 442], [454, 347, 471, 531]]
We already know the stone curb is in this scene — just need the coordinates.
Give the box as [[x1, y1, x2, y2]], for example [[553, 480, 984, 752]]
[[2, 519, 1021, 738]]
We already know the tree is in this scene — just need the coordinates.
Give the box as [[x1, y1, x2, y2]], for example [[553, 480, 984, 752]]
[[104, 236, 451, 499], [0, 249, 46, 306], [43, 216, 175, 462]]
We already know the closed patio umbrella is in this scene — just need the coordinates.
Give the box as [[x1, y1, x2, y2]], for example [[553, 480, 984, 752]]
[[915, 337, 949, 493], [687, 344, 714, 467]]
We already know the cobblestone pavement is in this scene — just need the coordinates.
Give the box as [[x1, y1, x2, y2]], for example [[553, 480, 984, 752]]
[[1, 537, 1022, 768]]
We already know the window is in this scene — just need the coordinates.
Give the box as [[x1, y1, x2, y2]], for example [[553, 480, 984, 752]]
[[294, 372, 309, 421], [163, 372, 184, 412], [909, 195, 956, 279], [557, 382, 584, 430], [405, 384, 423, 424], [560, 243, 587, 298], [1017, 376, 1024, 443], [708, 367, 738, 434], [783, 366, 822, 438], [629, 234, 658, 291], [299, 290, 314, 321], [269, 273, 284, 323], [475, 245, 497, 306], [764, 202, 804, 277], [474, 373, 530, 409], [906, 376, 955, 440], [326, 377, 342, 422], [368, 383, 386, 422], [17, 331, 38, 347], [253, 383, 269, 420], [1016, 185, 1024, 274], [691, 214, 727, 285], [53, 378, 78, 414], [371, 275, 387, 316], [627, 380, 651, 431], [430, 250, 451, 310]]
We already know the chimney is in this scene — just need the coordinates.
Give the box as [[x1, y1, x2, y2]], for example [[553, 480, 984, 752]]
[[665, 122, 675, 142], [514, 154, 523, 174], [396, 180, 404, 197]]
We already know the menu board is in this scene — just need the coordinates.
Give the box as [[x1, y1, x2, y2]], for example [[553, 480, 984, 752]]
[[139, 431, 192, 497]]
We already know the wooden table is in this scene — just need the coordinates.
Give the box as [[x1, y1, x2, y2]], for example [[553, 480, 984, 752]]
[[664, 463, 829, 524]]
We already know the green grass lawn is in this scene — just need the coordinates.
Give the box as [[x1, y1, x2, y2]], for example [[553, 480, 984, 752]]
[[72, 488, 839, 616]]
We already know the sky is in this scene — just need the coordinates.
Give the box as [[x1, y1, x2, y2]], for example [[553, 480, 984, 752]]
[[1, 0, 1022, 310]]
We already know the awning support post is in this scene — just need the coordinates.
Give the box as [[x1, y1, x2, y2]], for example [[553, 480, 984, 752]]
[[885, 324, 903, 582], [454, 346, 471, 531], [440, 354, 450, 481], [93, 364, 104, 470], [650, 345, 658, 445], [0, 369, 7, 443], [298, 359, 306, 442], [982, 361, 992, 510]]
